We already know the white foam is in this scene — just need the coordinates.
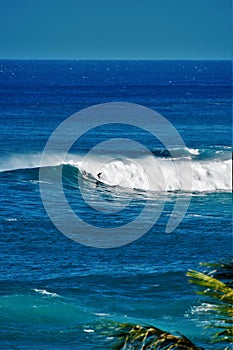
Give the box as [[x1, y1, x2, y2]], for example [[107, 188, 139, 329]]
[[187, 148, 200, 155], [0, 152, 81, 172], [93, 312, 111, 317], [1, 150, 231, 193], [191, 303, 215, 314], [33, 289, 60, 297], [79, 155, 232, 193], [0, 153, 59, 172]]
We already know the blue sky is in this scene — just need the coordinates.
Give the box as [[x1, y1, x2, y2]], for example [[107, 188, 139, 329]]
[[0, 0, 232, 59]]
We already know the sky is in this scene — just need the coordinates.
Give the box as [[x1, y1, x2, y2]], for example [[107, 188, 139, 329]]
[[0, 0, 232, 60]]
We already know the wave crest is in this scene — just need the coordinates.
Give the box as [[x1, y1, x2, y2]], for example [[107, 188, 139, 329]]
[[1, 147, 232, 193]]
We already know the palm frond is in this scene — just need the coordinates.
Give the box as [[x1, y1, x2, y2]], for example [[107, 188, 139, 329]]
[[105, 322, 203, 350], [187, 262, 233, 345], [200, 260, 233, 287], [187, 270, 233, 304]]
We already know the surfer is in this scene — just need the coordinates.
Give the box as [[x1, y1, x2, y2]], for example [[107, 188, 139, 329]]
[[96, 172, 102, 186]]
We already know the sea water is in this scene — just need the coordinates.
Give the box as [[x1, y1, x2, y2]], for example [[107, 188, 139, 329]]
[[0, 60, 232, 349]]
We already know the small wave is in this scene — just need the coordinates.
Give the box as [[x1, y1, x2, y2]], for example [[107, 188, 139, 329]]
[[188, 214, 204, 218], [187, 214, 219, 219], [33, 289, 60, 298], [190, 303, 215, 315], [29, 179, 52, 185], [152, 147, 200, 158], [4, 218, 18, 222], [0, 293, 96, 325], [93, 312, 111, 317], [187, 148, 200, 155], [83, 328, 95, 333]]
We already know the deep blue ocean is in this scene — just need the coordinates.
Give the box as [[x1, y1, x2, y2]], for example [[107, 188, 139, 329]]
[[0, 60, 232, 349]]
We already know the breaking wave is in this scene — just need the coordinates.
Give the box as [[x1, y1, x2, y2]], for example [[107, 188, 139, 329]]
[[0, 147, 231, 193]]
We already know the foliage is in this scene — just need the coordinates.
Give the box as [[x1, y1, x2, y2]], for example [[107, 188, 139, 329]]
[[102, 322, 203, 349], [103, 260, 232, 349], [199, 260, 233, 288], [187, 260, 233, 347]]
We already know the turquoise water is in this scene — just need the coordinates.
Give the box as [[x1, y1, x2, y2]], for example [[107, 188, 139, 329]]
[[0, 60, 232, 349]]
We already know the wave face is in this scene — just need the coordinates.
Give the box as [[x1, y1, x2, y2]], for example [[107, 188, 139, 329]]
[[1, 147, 232, 193]]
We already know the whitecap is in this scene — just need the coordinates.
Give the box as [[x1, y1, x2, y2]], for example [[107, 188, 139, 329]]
[[93, 312, 111, 317], [84, 329, 94, 333], [188, 148, 200, 155], [33, 289, 60, 298]]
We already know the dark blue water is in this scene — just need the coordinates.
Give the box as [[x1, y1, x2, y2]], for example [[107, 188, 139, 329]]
[[0, 60, 232, 349]]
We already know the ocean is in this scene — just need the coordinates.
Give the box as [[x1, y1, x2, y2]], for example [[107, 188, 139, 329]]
[[0, 60, 232, 349]]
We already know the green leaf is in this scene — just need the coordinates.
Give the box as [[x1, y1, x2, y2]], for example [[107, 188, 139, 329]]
[[103, 322, 203, 349], [187, 262, 233, 345]]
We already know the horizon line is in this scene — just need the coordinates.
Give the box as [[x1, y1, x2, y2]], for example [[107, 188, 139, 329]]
[[0, 58, 232, 62]]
